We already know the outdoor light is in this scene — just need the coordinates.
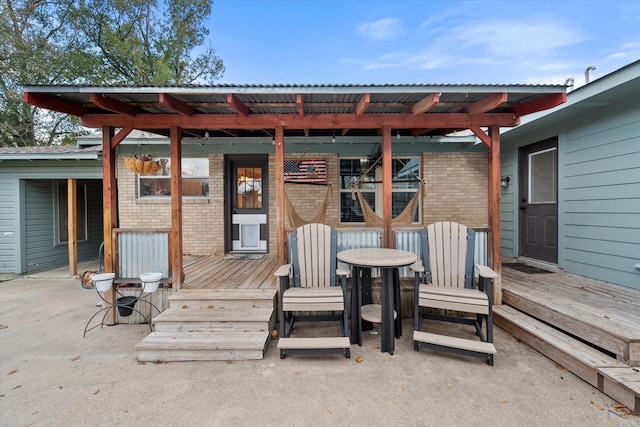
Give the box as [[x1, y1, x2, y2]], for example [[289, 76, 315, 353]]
[[500, 176, 510, 188], [397, 130, 401, 139], [332, 129, 336, 143]]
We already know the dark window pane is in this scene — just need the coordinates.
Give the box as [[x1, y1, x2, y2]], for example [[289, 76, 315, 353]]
[[340, 192, 375, 223]]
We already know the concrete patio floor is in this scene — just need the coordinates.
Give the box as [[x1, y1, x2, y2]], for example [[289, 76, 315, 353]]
[[1, 274, 638, 426]]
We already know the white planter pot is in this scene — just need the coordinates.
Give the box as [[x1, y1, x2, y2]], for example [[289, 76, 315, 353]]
[[140, 272, 163, 293], [92, 273, 115, 292]]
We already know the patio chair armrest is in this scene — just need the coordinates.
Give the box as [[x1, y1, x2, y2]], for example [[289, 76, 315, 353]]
[[336, 261, 350, 277], [410, 260, 424, 273], [275, 264, 292, 277], [475, 264, 498, 279]]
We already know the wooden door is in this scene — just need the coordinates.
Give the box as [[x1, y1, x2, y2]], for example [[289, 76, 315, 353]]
[[519, 138, 558, 263]]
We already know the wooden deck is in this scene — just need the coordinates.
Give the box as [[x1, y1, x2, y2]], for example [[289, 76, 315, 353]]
[[183, 254, 279, 290]]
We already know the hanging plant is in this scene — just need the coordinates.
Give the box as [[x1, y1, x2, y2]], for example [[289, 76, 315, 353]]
[[124, 132, 162, 175], [125, 154, 162, 175]]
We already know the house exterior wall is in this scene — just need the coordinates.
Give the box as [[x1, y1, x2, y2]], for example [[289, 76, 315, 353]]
[[501, 91, 640, 289], [0, 162, 103, 274], [0, 176, 20, 273], [117, 155, 224, 256], [116, 149, 490, 257]]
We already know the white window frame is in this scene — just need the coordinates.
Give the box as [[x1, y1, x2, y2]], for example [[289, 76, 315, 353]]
[[138, 157, 209, 199]]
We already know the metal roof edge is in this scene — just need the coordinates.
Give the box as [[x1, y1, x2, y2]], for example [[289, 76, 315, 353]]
[[503, 60, 640, 135], [21, 83, 567, 94]]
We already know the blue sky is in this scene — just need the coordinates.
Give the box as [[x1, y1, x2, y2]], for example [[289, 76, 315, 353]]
[[207, 0, 639, 87]]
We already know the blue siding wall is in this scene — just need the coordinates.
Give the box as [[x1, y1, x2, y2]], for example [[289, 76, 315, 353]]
[[561, 104, 640, 288], [502, 95, 640, 289]]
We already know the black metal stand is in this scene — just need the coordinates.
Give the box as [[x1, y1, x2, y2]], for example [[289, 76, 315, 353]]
[[83, 285, 161, 337]]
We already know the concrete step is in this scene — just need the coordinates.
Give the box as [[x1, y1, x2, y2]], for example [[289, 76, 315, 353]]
[[136, 331, 270, 362], [153, 307, 274, 333], [168, 288, 277, 309]]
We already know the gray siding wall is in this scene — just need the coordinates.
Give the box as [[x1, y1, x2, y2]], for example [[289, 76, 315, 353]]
[[501, 97, 640, 289], [0, 177, 20, 273], [0, 161, 103, 274], [24, 179, 104, 273]]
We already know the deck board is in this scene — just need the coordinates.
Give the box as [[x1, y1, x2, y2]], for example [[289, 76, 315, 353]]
[[184, 254, 279, 290]]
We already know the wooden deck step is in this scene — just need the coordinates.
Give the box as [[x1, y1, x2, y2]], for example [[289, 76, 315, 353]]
[[136, 331, 270, 362], [597, 367, 640, 413], [153, 308, 275, 332], [153, 307, 274, 333], [277, 337, 351, 358], [169, 288, 277, 309], [494, 305, 622, 387], [413, 331, 497, 355], [503, 284, 639, 365]]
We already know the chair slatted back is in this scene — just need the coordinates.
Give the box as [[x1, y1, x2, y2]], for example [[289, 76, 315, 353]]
[[289, 223, 337, 288], [421, 221, 476, 289]]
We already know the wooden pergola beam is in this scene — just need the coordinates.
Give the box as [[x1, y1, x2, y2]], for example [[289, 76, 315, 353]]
[[275, 126, 285, 264], [23, 92, 85, 117], [470, 126, 491, 147], [356, 93, 371, 116], [90, 94, 139, 116], [111, 127, 134, 149], [296, 94, 304, 117], [81, 112, 520, 129], [102, 126, 118, 325], [160, 93, 195, 116], [488, 126, 502, 304], [466, 93, 507, 115], [227, 93, 250, 117], [412, 93, 440, 115], [382, 126, 393, 248], [170, 126, 183, 289], [514, 93, 567, 116]]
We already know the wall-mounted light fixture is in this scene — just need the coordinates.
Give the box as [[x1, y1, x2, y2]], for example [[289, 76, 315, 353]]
[[500, 176, 510, 188], [332, 129, 336, 143]]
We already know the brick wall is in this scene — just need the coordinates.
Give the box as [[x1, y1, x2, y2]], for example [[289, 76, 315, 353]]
[[422, 152, 488, 227], [117, 154, 223, 256], [267, 153, 339, 253]]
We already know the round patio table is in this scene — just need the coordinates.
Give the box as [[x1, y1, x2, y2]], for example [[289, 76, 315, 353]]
[[337, 248, 417, 355]]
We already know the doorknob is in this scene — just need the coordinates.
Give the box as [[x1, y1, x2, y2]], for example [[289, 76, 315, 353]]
[[520, 198, 527, 210]]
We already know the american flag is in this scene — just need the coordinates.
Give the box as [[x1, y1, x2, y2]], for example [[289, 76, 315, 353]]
[[284, 159, 327, 184]]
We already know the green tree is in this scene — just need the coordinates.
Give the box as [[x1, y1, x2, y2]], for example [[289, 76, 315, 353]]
[[0, 0, 224, 147], [0, 0, 80, 147]]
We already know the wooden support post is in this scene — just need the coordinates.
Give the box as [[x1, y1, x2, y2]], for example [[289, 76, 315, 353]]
[[67, 178, 77, 276], [488, 126, 502, 304], [382, 126, 394, 248], [102, 127, 118, 324], [275, 126, 286, 264], [170, 126, 183, 289]]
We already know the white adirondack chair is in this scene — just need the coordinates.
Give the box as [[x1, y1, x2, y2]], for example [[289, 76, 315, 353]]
[[275, 223, 350, 359], [411, 221, 498, 365]]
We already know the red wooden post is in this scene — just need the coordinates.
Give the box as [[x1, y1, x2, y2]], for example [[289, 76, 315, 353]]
[[170, 126, 183, 289]]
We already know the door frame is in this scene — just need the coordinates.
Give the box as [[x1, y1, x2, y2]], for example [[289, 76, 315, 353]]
[[225, 154, 269, 254]]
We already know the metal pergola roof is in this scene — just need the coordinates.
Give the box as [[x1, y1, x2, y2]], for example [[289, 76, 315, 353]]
[[23, 83, 567, 139]]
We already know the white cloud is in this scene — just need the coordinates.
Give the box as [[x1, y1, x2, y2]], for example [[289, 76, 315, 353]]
[[356, 18, 405, 41], [446, 19, 587, 59]]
